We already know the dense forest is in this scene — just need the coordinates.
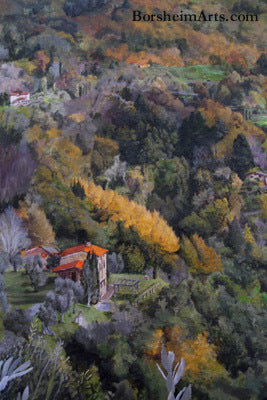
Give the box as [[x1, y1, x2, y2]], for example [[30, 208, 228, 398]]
[[0, 0, 266, 399]]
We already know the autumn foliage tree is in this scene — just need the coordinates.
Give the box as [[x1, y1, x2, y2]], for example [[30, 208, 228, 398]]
[[23, 203, 56, 247], [35, 50, 50, 75], [180, 234, 222, 275], [199, 99, 264, 159], [147, 326, 227, 386], [77, 178, 179, 254]]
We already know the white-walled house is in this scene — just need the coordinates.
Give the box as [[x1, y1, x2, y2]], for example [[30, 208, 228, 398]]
[[10, 91, 30, 106], [246, 171, 267, 188]]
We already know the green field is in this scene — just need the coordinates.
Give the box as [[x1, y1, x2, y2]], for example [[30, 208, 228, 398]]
[[2, 270, 165, 345], [146, 64, 227, 82], [4, 269, 56, 309], [46, 304, 108, 347], [251, 115, 267, 129], [2, 269, 109, 346]]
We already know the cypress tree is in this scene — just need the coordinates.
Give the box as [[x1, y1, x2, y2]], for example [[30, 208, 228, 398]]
[[231, 134, 254, 180], [226, 217, 245, 253], [81, 251, 99, 306]]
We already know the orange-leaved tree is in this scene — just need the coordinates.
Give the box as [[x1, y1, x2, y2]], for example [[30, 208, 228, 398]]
[[180, 234, 222, 274], [76, 178, 179, 253], [147, 326, 227, 386], [35, 50, 50, 74]]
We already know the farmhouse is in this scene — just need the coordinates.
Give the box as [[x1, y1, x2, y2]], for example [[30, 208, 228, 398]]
[[10, 91, 30, 106], [53, 243, 108, 299], [246, 171, 267, 191], [23, 245, 59, 268]]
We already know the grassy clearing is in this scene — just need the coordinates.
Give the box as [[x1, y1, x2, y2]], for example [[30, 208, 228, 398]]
[[146, 64, 227, 82], [251, 115, 267, 129], [109, 273, 167, 303], [2, 270, 110, 350], [45, 304, 108, 349], [4, 269, 56, 309], [168, 65, 227, 81], [0, 105, 16, 112]]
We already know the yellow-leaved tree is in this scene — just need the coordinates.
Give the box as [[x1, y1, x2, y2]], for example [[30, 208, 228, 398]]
[[147, 326, 227, 386], [22, 203, 56, 247], [261, 194, 267, 220], [180, 234, 222, 274], [244, 224, 254, 245], [76, 178, 179, 253]]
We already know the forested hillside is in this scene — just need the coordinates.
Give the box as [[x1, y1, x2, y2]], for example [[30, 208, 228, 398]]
[[0, 0, 266, 399]]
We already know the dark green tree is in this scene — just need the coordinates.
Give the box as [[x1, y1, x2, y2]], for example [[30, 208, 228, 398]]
[[77, 365, 104, 400], [154, 157, 190, 200], [0, 92, 9, 106], [150, 157, 190, 223], [232, 250, 257, 288], [231, 134, 254, 179], [113, 380, 136, 400], [256, 53, 267, 74], [178, 111, 213, 158], [71, 181, 86, 200], [226, 217, 245, 253], [82, 251, 99, 306], [122, 0, 131, 9]]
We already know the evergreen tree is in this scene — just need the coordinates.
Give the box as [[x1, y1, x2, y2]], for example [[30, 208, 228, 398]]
[[231, 252, 257, 288], [113, 380, 136, 400], [226, 217, 244, 253], [71, 181, 85, 200], [82, 251, 99, 306], [179, 111, 213, 158], [231, 134, 254, 180], [122, 0, 131, 9], [256, 53, 267, 74]]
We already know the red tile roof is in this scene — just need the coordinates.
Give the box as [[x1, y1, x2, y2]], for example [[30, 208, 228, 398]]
[[23, 246, 42, 255], [53, 260, 84, 272], [246, 171, 267, 177], [88, 245, 109, 257], [60, 245, 90, 257], [60, 244, 108, 258], [23, 246, 58, 257], [10, 91, 29, 95]]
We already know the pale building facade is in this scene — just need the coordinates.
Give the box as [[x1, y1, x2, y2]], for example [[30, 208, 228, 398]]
[[53, 243, 108, 300]]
